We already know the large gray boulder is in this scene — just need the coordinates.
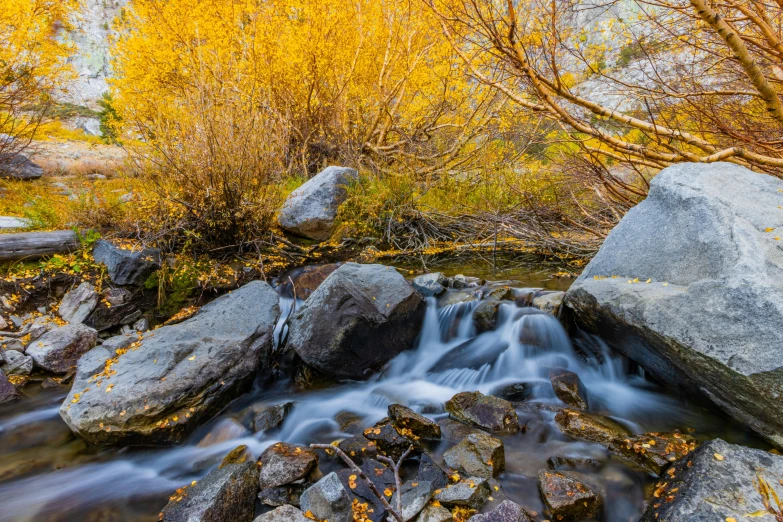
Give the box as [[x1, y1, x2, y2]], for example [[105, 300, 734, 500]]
[[0, 154, 43, 180], [277, 166, 358, 241], [299, 472, 352, 522], [640, 439, 783, 522], [60, 281, 280, 445], [565, 162, 783, 448], [26, 324, 98, 374], [288, 263, 426, 379], [92, 240, 161, 286]]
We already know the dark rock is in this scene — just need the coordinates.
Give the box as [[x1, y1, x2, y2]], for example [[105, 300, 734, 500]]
[[254, 402, 294, 432], [363, 419, 414, 461], [473, 300, 501, 333], [449, 275, 484, 289], [258, 442, 319, 488], [547, 456, 602, 471], [640, 439, 783, 522], [336, 459, 396, 522], [554, 408, 632, 448], [278, 166, 359, 241], [491, 382, 543, 402], [335, 410, 364, 434], [58, 282, 99, 324], [60, 281, 280, 445], [26, 324, 97, 374], [417, 452, 449, 491], [160, 462, 258, 522], [281, 263, 341, 298], [538, 470, 602, 520], [289, 263, 426, 380], [443, 432, 505, 479], [258, 484, 305, 507], [92, 240, 161, 286], [433, 476, 490, 509], [412, 272, 447, 297], [549, 368, 588, 409], [388, 404, 441, 440], [487, 286, 513, 300], [445, 391, 519, 432], [614, 431, 698, 475], [253, 505, 310, 522], [469, 500, 534, 522], [300, 471, 353, 522], [0, 369, 19, 404], [337, 435, 379, 463], [0, 154, 43, 180], [84, 287, 144, 332]]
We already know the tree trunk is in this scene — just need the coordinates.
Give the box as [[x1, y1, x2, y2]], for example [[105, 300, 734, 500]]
[[0, 230, 80, 262]]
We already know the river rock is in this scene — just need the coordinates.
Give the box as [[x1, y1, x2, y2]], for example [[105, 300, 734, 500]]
[[254, 402, 294, 432], [443, 432, 505, 479], [0, 153, 43, 180], [160, 461, 258, 522], [299, 472, 353, 522], [470, 500, 534, 522], [220, 445, 251, 467], [449, 275, 484, 289], [445, 391, 519, 432], [335, 459, 396, 522], [415, 504, 453, 522], [565, 162, 783, 448], [532, 291, 564, 315], [615, 432, 698, 475], [337, 435, 379, 463], [26, 324, 97, 374], [258, 483, 305, 507], [254, 505, 310, 522], [417, 452, 449, 490], [549, 368, 588, 409], [473, 300, 501, 333], [433, 476, 490, 509], [412, 272, 447, 297], [1, 349, 32, 376], [281, 263, 341, 298], [278, 166, 359, 241], [288, 263, 426, 379], [92, 240, 161, 286], [538, 470, 602, 520], [641, 439, 783, 521], [363, 419, 414, 460], [0, 369, 19, 404], [58, 282, 99, 324], [60, 281, 280, 445], [392, 480, 433, 521], [258, 442, 319, 488], [388, 404, 441, 440], [554, 408, 632, 448]]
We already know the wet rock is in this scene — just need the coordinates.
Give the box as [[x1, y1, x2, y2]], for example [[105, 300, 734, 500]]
[[445, 391, 519, 433], [278, 166, 359, 241], [220, 445, 251, 468], [0, 369, 19, 404], [388, 404, 441, 440], [160, 461, 258, 522], [1, 349, 32, 376], [282, 263, 341, 298], [337, 435, 379, 463], [0, 153, 43, 180], [473, 300, 501, 333], [335, 410, 364, 434], [197, 419, 249, 449], [438, 291, 478, 307], [554, 408, 632, 448], [470, 500, 534, 522], [83, 287, 143, 332], [254, 505, 310, 522], [549, 368, 588, 409], [254, 402, 294, 432], [289, 263, 426, 380], [58, 282, 99, 324], [258, 484, 305, 507], [565, 163, 783, 448], [491, 382, 543, 403], [26, 324, 97, 374], [415, 505, 453, 522], [417, 452, 449, 490], [133, 317, 149, 333], [412, 272, 447, 297], [443, 432, 505, 479], [547, 456, 602, 471], [364, 419, 414, 461], [538, 470, 602, 520], [392, 480, 434, 521], [433, 476, 490, 509], [60, 281, 280, 446], [92, 240, 161, 286], [487, 286, 513, 300], [615, 431, 698, 475], [258, 442, 319, 488], [300, 471, 353, 522], [640, 439, 783, 522], [335, 459, 396, 522], [449, 275, 484, 289], [532, 291, 564, 315]]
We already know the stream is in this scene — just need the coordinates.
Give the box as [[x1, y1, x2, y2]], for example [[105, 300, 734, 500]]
[[0, 263, 763, 522]]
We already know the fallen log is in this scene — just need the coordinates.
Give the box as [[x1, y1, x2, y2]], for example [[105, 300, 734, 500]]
[[0, 230, 80, 262]]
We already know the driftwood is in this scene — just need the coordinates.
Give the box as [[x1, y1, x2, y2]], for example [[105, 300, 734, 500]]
[[0, 230, 80, 262]]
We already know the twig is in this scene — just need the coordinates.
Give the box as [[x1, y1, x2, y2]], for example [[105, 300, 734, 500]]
[[378, 445, 414, 516], [310, 444, 404, 522]]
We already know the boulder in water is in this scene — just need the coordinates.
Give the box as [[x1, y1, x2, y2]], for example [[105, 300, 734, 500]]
[[335, 459, 396, 522], [388, 404, 441, 440], [473, 300, 501, 333], [160, 461, 258, 522], [538, 470, 602, 520], [254, 402, 294, 432], [258, 442, 319, 489], [565, 162, 783, 448], [60, 281, 280, 445], [299, 471, 353, 522], [288, 263, 426, 380], [445, 391, 519, 432], [412, 272, 447, 297], [532, 291, 564, 315], [433, 476, 490, 509], [363, 419, 414, 460], [470, 500, 534, 522], [554, 408, 632, 448], [26, 324, 97, 374], [92, 240, 161, 286], [443, 432, 505, 478], [549, 368, 588, 409], [277, 166, 359, 241]]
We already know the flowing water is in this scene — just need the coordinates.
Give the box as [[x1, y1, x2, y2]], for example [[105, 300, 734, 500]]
[[0, 265, 763, 522]]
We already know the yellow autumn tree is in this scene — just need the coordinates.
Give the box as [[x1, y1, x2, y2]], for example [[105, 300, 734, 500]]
[[0, 0, 77, 160]]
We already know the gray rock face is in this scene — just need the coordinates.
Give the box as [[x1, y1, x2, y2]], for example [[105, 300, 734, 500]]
[[443, 432, 505, 479], [254, 505, 310, 522], [60, 281, 280, 445], [299, 472, 352, 522], [412, 272, 447, 297], [392, 480, 433, 521], [26, 324, 97, 374], [254, 402, 294, 432], [532, 291, 564, 315], [289, 263, 426, 379], [160, 462, 258, 522], [92, 240, 161, 286], [0, 369, 19, 404], [258, 442, 319, 489], [415, 505, 453, 522], [469, 500, 533, 522], [59, 282, 99, 324], [0, 154, 43, 180], [433, 477, 490, 509], [278, 166, 359, 241], [565, 162, 783, 448], [641, 439, 783, 522]]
